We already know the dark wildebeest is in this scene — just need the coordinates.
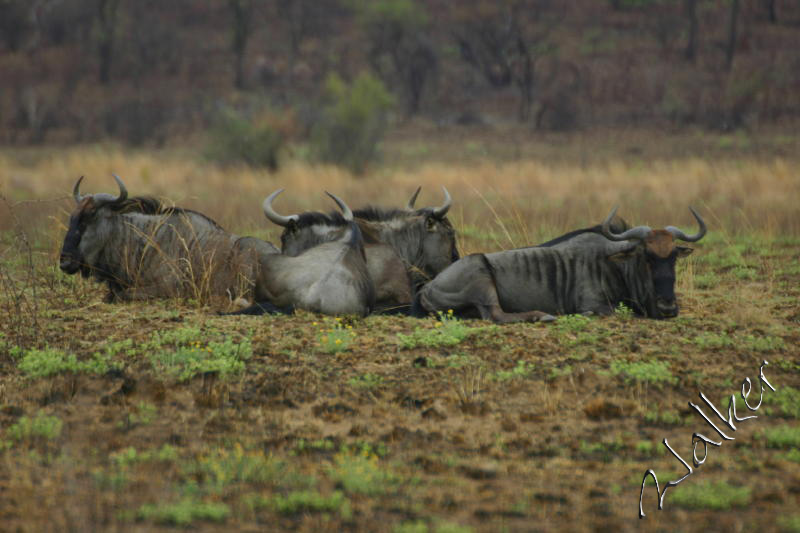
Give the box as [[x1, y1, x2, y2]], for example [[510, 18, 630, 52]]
[[234, 191, 375, 316], [59, 174, 277, 303], [415, 207, 706, 323], [263, 187, 459, 308]]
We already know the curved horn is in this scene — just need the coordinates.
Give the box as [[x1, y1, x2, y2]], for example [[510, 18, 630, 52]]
[[406, 186, 422, 210], [601, 206, 652, 242], [432, 186, 452, 218], [73, 176, 85, 204], [665, 206, 707, 243], [110, 174, 128, 205], [325, 191, 353, 221], [262, 189, 299, 227]]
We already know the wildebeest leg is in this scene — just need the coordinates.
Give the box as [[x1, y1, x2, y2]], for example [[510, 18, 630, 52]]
[[418, 254, 555, 324], [222, 301, 295, 316]]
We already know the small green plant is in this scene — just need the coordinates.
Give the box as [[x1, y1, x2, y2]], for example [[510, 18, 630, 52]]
[[494, 360, 535, 381], [778, 514, 800, 533], [782, 448, 800, 463], [148, 333, 252, 381], [548, 364, 573, 380], [609, 360, 677, 386], [644, 409, 683, 426], [667, 480, 751, 510], [348, 372, 384, 390], [269, 490, 351, 518], [693, 333, 735, 350], [578, 437, 625, 462], [553, 313, 591, 334], [693, 272, 721, 289], [17, 347, 112, 378], [614, 302, 634, 320], [760, 425, 800, 449], [5, 411, 62, 445], [551, 314, 606, 346], [311, 71, 394, 174], [118, 402, 158, 429], [397, 310, 479, 349], [316, 318, 356, 354], [764, 387, 800, 418], [327, 448, 400, 496], [188, 443, 287, 494], [138, 498, 230, 526]]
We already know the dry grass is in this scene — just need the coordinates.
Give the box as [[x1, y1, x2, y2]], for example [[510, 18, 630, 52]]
[[3, 128, 798, 262]]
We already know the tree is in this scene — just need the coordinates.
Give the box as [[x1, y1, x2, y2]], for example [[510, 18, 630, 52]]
[[725, 0, 740, 71], [229, 0, 253, 89], [355, 0, 436, 116], [453, 1, 557, 122], [94, 0, 120, 84], [685, 0, 698, 62]]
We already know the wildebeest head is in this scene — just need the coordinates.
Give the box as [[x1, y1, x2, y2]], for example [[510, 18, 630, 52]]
[[400, 186, 460, 277], [59, 174, 129, 277], [601, 206, 707, 318], [265, 187, 459, 282]]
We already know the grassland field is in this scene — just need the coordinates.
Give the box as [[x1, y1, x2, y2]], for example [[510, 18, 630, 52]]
[[0, 125, 799, 532]]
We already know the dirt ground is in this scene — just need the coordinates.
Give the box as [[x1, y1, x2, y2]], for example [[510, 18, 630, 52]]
[[1, 132, 799, 532]]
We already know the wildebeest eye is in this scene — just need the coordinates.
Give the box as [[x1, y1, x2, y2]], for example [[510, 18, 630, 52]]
[[425, 217, 437, 231]]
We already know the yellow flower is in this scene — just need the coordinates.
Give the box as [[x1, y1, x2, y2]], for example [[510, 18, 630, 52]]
[[312, 322, 318, 326], [435, 321, 443, 328], [335, 339, 342, 345], [447, 309, 454, 315]]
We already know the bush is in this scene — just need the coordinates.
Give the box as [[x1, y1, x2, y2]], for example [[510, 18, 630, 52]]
[[311, 72, 394, 174], [206, 109, 288, 170]]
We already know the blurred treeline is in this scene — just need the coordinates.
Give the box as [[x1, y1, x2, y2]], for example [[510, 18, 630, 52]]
[[1, 0, 798, 152]]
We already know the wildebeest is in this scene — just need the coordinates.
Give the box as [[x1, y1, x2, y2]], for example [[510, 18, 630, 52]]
[[415, 207, 706, 323], [59, 174, 276, 303], [263, 187, 459, 308], [234, 190, 375, 316]]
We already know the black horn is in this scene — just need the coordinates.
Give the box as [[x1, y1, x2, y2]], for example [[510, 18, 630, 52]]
[[601, 206, 652, 242], [432, 186, 452, 218], [262, 189, 299, 227], [406, 186, 422, 210], [325, 191, 353, 221], [666, 206, 707, 243], [73, 176, 85, 204]]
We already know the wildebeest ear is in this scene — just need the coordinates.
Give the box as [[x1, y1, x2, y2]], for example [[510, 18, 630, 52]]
[[676, 246, 693, 257]]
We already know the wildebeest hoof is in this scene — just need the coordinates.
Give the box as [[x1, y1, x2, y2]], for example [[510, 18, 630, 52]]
[[539, 314, 557, 323]]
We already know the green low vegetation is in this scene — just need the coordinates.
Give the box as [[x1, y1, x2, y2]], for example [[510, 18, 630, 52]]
[[667, 480, 751, 511]]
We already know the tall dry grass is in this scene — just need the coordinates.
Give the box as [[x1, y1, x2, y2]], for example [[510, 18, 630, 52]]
[[1, 137, 798, 262]]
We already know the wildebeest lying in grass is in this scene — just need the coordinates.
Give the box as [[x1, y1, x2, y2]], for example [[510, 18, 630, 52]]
[[263, 186, 459, 310], [231, 191, 375, 317], [59, 175, 275, 303], [414, 206, 706, 323]]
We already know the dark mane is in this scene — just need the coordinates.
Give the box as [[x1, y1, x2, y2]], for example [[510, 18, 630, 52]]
[[109, 196, 223, 228], [352, 206, 413, 222], [537, 217, 630, 247], [537, 225, 604, 247], [293, 210, 349, 229]]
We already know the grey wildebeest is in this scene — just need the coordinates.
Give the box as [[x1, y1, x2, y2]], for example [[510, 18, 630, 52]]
[[414, 207, 706, 323], [262, 186, 459, 309], [59, 174, 277, 303], [233, 191, 375, 317]]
